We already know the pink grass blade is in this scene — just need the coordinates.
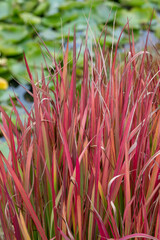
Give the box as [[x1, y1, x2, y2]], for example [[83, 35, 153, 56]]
[[9, 97, 24, 131], [51, 149, 59, 239], [118, 233, 158, 240], [8, 120, 20, 179], [88, 193, 109, 238], [61, 31, 69, 101], [66, 137, 94, 222], [0, 157, 22, 240], [41, 115, 51, 171], [0, 106, 18, 136], [77, 104, 88, 153], [14, 93, 33, 120], [94, 120, 102, 211], [146, 155, 160, 202], [17, 211, 31, 240], [25, 143, 33, 195], [110, 102, 137, 201], [145, 183, 160, 208], [90, 81, 96, 141], [24, 52, 41, 136], [88, 184, 95, 240], [124, 141, 131, 235], [0, 153, 48, 240], [80, 47, 89, 120], [155, 204, 160, 238], [98, 181, 107, 209], [75, 158, 82, 240], [69, 25, 76, 110], [0, 201, 12, 240], [59, 120, 73, 176], [111, 21, 129, 76], [120, 70, 134, 138], [23, 52, 33, 82], [57, 227, 70, 240]]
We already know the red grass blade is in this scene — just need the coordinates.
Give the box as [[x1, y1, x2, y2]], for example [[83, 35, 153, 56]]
[[119, 233, 158, 240], [59, 120, 73, 176], [0, 153, 48, 240]]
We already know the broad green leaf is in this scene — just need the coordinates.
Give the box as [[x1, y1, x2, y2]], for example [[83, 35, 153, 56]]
[[151, 17, 160, 38], [0, 67, 8, 75], [0, 140, 9, 159], [42, 13, 62, 28], [58, 1, 88, 10], [99, 35, 118, 46], [116, 7, 155, 29], [0, 2, 12, 20], [42, 10, 78, 28], [46, 0, 65, 16], [119, 0, 147, 7], [0, 58, 7, 66], [20, 12, 41, 25], [8, 60, 28, 84], [0, 89, 16, 102], [6, 16, 24, 25], [93, 5, 115, 23], [48, 0, 64, 8], [39, 28, 58, 40], [59, 16, 100, 39], [0, 58, 8, 75], [58, 0, 104, 10], [0, 24, 29, 43], [103, 1, 120, 8], [151, 0, 160, 8], [0, 41, 23, 56], [116, 9, 140, 29], [23, 40, 57, 66], [154, 22, 160, 38], [21, 1, 37, 12], [131, 7, 156, 24], [8, 58, 49, 85], [34, 1, 50, 16]]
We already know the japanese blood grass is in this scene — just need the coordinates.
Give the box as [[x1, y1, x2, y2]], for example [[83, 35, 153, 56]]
[[0, 23, 160, 240]]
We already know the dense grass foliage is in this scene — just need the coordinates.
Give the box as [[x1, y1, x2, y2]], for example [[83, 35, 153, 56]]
[[0, 25, 160, 240]]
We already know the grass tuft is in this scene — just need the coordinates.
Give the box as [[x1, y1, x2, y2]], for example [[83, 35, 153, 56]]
[[0, 22, 160, 240]]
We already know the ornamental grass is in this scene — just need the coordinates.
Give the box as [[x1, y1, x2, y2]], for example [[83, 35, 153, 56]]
[[0, 22, 160, 240]]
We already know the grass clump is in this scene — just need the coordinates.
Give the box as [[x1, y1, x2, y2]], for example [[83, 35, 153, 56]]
[[0, 23, 159, 240]]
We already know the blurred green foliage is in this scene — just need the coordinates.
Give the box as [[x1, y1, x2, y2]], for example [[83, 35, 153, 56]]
[[0, 0, 159, 105]]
